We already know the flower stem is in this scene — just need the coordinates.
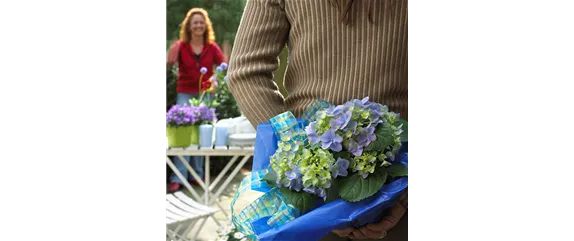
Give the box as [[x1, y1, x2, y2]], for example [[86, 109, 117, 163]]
[[198, 73, 204, 95], [198, 91, 206, 103]]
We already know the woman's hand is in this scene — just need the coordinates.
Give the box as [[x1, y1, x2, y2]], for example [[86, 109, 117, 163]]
[[167, 40, 181, 65], [210, 76, 218, 92], [333, 190, 408, 239]]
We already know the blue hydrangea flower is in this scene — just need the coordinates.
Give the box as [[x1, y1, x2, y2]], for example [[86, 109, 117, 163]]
[[361, 96, 370, 106], [357, 126, 376, 147], [200, 67, 207, 74], [220, 62, 228, 70], [305, 122, 320, 145], [319, 129, 343, 152], [315, 188, 326, 200], [216, 66, 223, 73], [303, 186, 327, 200], [325, 105, 347, 117], [346, 120, 358, 134], [330, 110, 352, 130], [331, 158, 349, 178], [346, 139, 363, 156], [285, 169, 303, 191]]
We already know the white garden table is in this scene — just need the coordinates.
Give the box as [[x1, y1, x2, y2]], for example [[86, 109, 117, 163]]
[[166, 145, 254, 219]]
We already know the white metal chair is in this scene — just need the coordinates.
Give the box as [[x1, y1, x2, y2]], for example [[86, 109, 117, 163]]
[[166, 191, 219, 241]]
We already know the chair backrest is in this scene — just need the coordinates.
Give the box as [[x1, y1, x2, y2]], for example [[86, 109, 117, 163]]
[[166, 192, 216, 225]]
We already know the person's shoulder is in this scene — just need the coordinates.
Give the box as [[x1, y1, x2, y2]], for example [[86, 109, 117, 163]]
[[208, 42, 222, 49], [178, 40, 189, 49], [207, 42, 224, 55]]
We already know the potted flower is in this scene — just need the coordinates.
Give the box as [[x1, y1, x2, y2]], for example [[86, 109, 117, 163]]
[[188, 105, 201, 146], [166, 104, 197, 147]]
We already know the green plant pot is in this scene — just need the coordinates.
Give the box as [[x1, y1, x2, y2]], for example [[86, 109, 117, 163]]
[[167, 125, 199, 147], [190, 125, 200, 145]]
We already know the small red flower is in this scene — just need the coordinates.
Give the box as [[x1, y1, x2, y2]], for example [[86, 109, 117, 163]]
[[202, 80, 212, 92]]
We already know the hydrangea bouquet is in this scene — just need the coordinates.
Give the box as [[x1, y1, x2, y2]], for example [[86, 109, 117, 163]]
[[230, 97, 408, 240], [267, 97, 407, 206]]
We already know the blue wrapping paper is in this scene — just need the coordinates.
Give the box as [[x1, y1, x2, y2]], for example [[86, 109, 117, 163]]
[[251, 123, 277, 185]]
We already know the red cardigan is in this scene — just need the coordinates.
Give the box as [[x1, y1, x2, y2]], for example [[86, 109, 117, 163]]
[[177, 41, 226, 94]]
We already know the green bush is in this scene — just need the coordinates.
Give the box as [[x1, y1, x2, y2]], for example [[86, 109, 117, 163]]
[[166, 0, 245, 47], [167, 65, 178, 112], [214, 77, 242, 120]]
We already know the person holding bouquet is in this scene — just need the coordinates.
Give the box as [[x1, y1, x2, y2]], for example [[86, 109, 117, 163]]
[[166, 7, 227, 192], [227, 0, 407, 240]]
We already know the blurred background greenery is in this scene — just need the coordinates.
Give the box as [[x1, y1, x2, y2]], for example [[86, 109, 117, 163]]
[[166, 0, 288, 113]]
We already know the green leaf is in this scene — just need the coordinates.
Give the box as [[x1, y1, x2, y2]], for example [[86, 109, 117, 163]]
[[397, 118, 408, 142], [263, 170, 278, 187], [364, 125, 396, 151], [333, 151, 351, 161], [279, 187, 318, 213], [385, 176, 396, 184], [386, 164, 408, 177], [338, 168, 388, 202], [325, 178, 341, 203]]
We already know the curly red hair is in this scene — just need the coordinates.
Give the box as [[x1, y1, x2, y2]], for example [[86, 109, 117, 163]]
[[179, 8, 215, 44]]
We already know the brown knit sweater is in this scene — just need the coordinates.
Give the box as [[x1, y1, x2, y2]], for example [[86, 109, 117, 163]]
[[228, 0, 408, 127]]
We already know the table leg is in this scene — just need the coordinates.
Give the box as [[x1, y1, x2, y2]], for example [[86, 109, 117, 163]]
[[209, 155, 252, 205], [205, 155, 210, 205], [209, 156, 239, 191], [166, 157, 201, 201]]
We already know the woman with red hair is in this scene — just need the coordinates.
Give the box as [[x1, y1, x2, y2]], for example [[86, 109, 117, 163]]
[[167, 8, 227, 192]]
